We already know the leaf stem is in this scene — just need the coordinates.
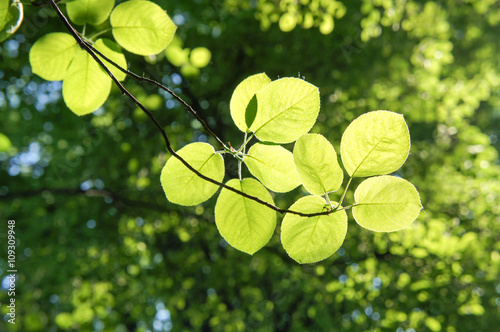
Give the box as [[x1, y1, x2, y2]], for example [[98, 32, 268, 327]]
[[335, 176, 353, 210], [88, 28, 112, 41]]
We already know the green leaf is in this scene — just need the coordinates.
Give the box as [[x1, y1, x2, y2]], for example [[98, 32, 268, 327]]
[[293, 133, 343, 195], [110, 0, 176, 55], [0, 132, 12, 152], [251, 77, 320, 143], [94, 38, 127, 81], [281, 195, 347, 264], [0, 0, 23, 43], [190, 47, 211, 68], [244, 143, 300, 193], [229, 73, 271, 132], [67, 0, 115, 26], [62, 49, 112, 116], [215, 178, 276, 255], [29, 32, 78, 81], [161, 143, 224, 206], [352, 175, 422, 232], [340, 110, 410, 177]]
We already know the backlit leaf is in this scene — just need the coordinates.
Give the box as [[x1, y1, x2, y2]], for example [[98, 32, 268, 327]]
[[67, 0, 115, 26], [94, 38, 127, 81], [110, 0, 176, 55], [340, 110, 410, 177], [293, 133, 343, 195], [62, 49, 112, 115], [0, 0, 23, 43], [281, 195, 347, 264], [244, 143, 300, 193], [352, 175, 422, 232], [215, 178, 276, 255], [190, 47, 211, 68], [29, 32, 77, 81], [230, 73, 271, 132], [251, 77, 320, 143], [0, 132, 12, 152], [161, 143, 224, 206]]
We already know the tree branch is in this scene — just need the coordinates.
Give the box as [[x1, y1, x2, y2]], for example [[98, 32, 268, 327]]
[[47, 0, 333, 218]]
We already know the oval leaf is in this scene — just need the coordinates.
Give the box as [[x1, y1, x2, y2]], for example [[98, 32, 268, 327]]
[[94, 38, 127, 81], [229, 73, 271, 132], [293, 133, 344, 195], [244, 143, 300, 193], [161, 143, 224, 206], [62, 49, 112, 115], [190, 47, 211, 68], [110, 0, 176, 55], [352, 175, 422, 232], [67, 0, 115, 26], [251, 77, 320, 143], [340, 110, 410, 177], [29, 32, 77, 81], [281, 195, 347, 264], [215, 178, 276, 255]]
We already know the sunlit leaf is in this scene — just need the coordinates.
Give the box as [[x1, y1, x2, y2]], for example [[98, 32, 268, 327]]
[[165, 44, 190, 66], [67, 0, 115, 26], [215, 178, 276, 255], [190, 47, 211, 68], [340, 110, 410, 177], [293, 133, 343, 195], [244, 143, 300, 193], [110, 0, 176, 55], [94, 38, 127, 81], [281, 195, 347, 264], [352, 175, 422, 232], [62, 49, 112, 116], [0, 0, 23, 43], [251, 77, 320, 143], [29, 32, 77, 81], [161, 143, 224, 206], [230, 73, 271, 132]]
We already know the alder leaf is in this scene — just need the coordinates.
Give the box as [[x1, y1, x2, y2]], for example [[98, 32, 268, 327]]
[[352, 175, 422, 232], [229, 73, 271, 132], [29, 32, 78, 81], [281, 195, 347, 264], [110, 0, 176, 55], [67, 0, 115, 26], [293, 133, 343, 195], [161, 143, 224, 206], [62, 49, 112, 116], [94, 38, 127, 81], [215, 178, 276, 255], [250, 77, 320, 143], [340, 110, 410, 177], [244, 143, 301, 193]]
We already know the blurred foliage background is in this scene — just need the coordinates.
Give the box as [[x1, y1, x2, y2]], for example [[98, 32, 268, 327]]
[[1, 0, 499, 331]]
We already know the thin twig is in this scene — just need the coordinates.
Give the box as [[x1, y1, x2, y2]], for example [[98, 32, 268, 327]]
[[47, 0, 333, 217]]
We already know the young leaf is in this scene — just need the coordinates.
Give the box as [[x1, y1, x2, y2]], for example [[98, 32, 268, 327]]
[[293, 133, 344, 195], [352, 175, 422, 232], [0, 0, 23, 43], [161, 143, 224, 206], [281, 195, 347, 264], [110, 0, 176, 55], [215, 178, 276, 255], [29, 33, 78, 81], [244, 143, 301, 193], [250, 77, 320, 143], [94, 38, 127, 81], [62, 50, 112, 116], [340, 110, 410, 177], [229, 73, 271, 132], [67, 0, 115, 26]]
